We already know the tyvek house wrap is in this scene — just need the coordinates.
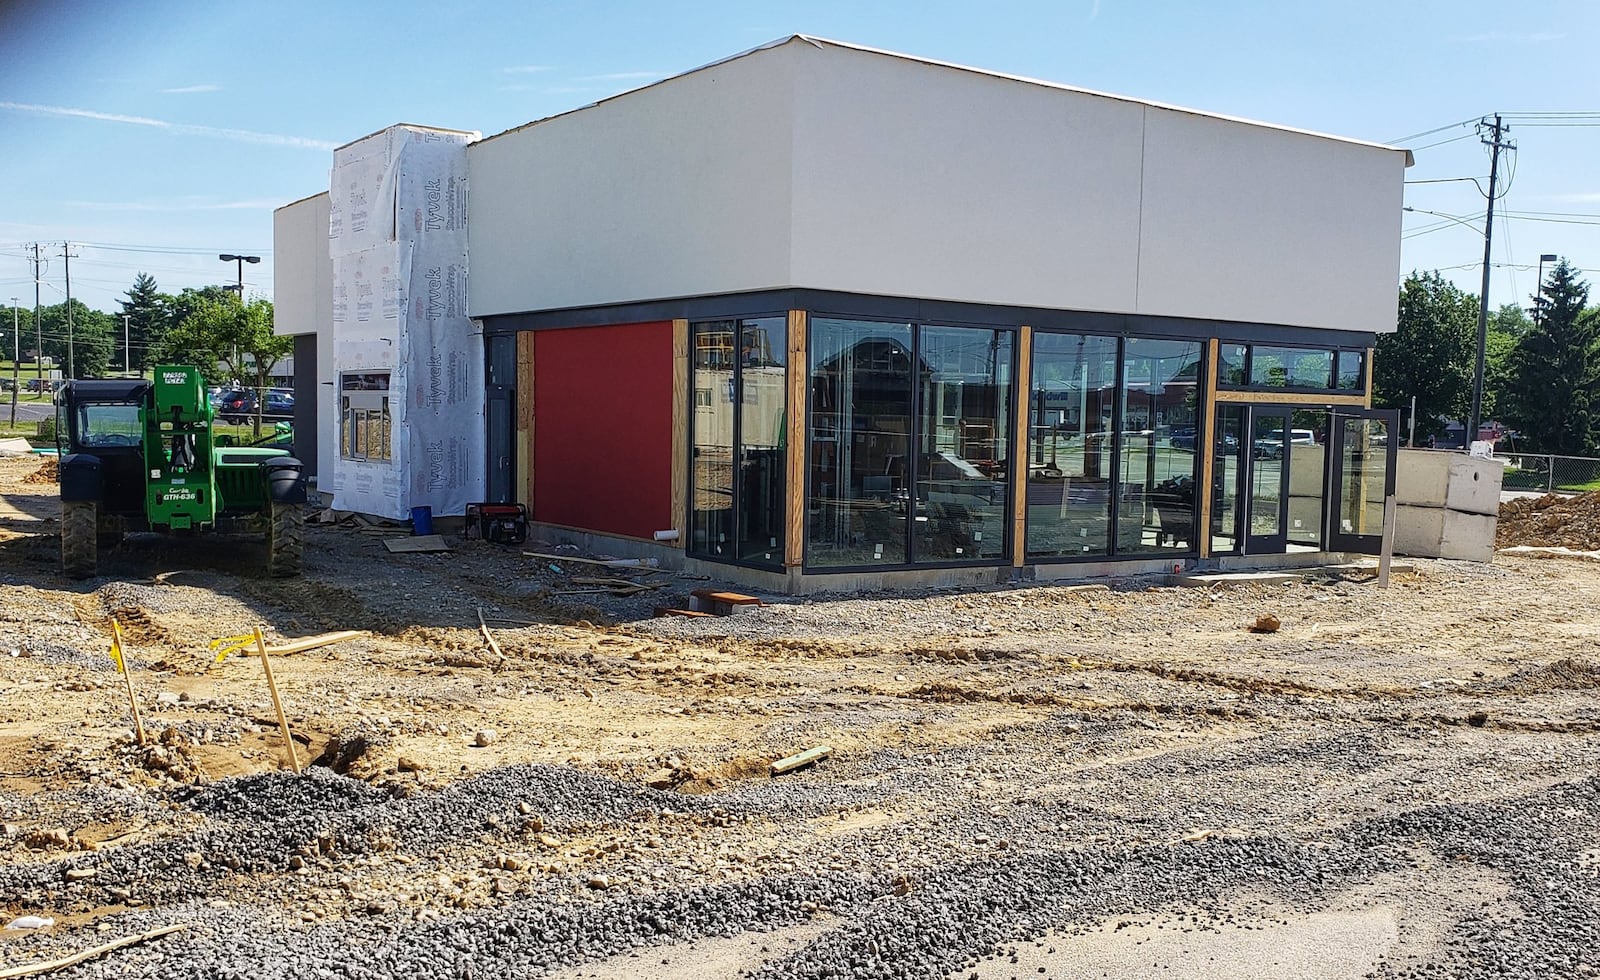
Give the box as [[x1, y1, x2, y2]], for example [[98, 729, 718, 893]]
[[327, 125, 482, 519]]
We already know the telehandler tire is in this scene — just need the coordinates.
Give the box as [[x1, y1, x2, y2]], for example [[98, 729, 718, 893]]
[[267, 500, 304, 578], [61, 500, 98, 579]]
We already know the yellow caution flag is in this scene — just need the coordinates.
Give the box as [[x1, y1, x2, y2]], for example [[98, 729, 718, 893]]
[[109, 619, 125, 671], [209, 634, 257, 665]]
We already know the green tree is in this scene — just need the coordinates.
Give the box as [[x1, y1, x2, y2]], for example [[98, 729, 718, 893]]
[[118, 273, 170, 373], [1483, 303, 1533, 421], [36, 301, 115, 379], [1374, 271, 1477, 441], [157, 295, 288, 434], [1504, 260, 1600, 455]]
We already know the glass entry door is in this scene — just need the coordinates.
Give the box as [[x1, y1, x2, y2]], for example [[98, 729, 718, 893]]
[[1243, 407, 1290, 554], [1327, 409, 1399, 554]]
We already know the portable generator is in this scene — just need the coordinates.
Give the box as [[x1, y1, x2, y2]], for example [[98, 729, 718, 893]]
[[465, 502, 528, 544]]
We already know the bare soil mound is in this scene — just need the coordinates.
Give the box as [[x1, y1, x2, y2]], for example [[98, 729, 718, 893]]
[[1497, 491, 1600, 550], [20, 455, 56, 484]]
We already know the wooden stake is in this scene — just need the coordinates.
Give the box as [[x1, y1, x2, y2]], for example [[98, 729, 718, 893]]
[[253, 626, 301, 774], [476, 607, 506, 660], [1378, 494, 1398, 588], [111, 620, 146, 747], [0, 923, 185, 980]]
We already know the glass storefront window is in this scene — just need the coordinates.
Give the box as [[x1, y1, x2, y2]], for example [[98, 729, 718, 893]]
[[806, 319, 914, 567], [1336, 350, 1366, 390], [1117, 338, 1202, 554], [913, 326, 1012, 563], [689, 317, 787, 567], [1025, 333, 1118, 558], [1249, 346, 1334, 389], [1211, 404, 1245, 555], [1218, 344, 1248, 387]]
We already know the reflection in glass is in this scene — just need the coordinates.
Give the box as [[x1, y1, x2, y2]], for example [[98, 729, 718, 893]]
[[913, 326, 1012, 563], [1025, 334, 1118, 557], [1249, 415, 1285, 539], [1287, 409, 1327, 549], [807, 319, 914, 566], [737, 318, 788, 564], [1218, 344, 1248, 387], [1211, 405, 1245, 554], [1338, 417, 1389, 538], [1117, 338, 1202, 553], [1336, 350, 1366, 391], [1250, 346, 1334, 389], [690, 317, 787, 566]]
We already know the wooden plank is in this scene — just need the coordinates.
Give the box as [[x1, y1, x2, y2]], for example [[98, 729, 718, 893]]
[[0, 924, 186, 980], [1011, 325, 1032, 567], [264, 630, 368, 656], [654, 607, 716, 618], [1364, 346, 1375, 409], [384, 534, 450, 553], [770, 744, 833, 776], [691, 588, 762, 605], [517, 331, 535, 512], [670, 318, 689, 548], [1377, 494, 1397, 588], [1213, 390, 1369, 406], [1197, 338, 1220, 559], [476, 607, 506, 660], [523, 551, 657, 568], [785, 309, 807, 568]]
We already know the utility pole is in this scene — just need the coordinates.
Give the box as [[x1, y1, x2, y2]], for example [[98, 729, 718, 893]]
[[61, 242, 78, 380], [1468, 114, 1512, 453], [122, 314, 131, 373], [9, 299, 17, 426], [30, 243, 42, 394]]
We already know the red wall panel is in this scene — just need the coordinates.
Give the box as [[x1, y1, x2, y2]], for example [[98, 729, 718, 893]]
[[533, 322, 673, 539]]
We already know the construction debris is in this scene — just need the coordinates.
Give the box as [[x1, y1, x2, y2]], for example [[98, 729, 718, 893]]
[[0, 924, 186, 980], [1249, 613, 1282, 634], [770, 744, 833, 776], [1498, 491, 1600, 551], [384, 534, 451, 554]]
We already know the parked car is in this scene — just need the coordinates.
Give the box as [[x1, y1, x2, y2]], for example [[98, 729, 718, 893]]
[[216, 389, 258, 424], [263, 389, 294, 418], [1253, 428, 1316, 460]]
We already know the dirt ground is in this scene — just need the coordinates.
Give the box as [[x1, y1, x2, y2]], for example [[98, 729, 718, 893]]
[[2, 451, 1599, 977]]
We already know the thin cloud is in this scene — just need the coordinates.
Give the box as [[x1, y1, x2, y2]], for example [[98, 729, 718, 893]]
[[1447, 31, 1566, 43], [161, 84, 221, 94], [577, 71, 663, 82], [0, 101, 338, 150], [502, 65, 555, 74], [61, 197, 283, 212]]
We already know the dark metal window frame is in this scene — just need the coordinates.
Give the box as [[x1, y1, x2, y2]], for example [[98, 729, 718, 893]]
[[1217, 341, 1368, 395], [801, 313, 1018, 575], [687, 313, 791, 572]]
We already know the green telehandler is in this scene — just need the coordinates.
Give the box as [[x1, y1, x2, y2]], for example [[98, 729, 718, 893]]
[[56, 365, 307, 578]]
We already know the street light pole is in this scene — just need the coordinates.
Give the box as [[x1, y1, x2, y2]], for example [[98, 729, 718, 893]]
[[218, 253, 260, 384]]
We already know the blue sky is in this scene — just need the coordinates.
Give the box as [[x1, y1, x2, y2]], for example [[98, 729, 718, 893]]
[[1, 0, 1596, 317]]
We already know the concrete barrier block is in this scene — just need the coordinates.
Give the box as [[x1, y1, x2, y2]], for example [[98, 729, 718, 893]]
[[1393, 504, 1496, 562]]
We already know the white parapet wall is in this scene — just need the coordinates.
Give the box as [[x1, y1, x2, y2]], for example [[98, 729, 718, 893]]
[[328, 125, 484, 519]]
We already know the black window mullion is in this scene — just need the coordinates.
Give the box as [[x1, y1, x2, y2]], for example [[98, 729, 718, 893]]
[[1108, 337, 1126, 555], [906, 323, 922, 565]]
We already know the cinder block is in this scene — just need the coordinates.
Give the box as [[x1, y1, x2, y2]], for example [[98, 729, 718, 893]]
[[1392, 504, 1496, 562]]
